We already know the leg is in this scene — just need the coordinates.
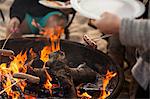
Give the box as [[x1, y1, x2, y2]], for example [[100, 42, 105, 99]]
[[135, 84, 149, 98], [108, 34, 136, 68], [107, 34, 125, 67]]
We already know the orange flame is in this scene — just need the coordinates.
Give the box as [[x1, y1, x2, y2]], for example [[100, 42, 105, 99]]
[[40, 46, 52, 63], [99, 70, 117, 99], [9, 51, 27, 74], [78, 92, 92, 99], [24, 94, 36, 99], [0, 51, 27, 98], [40, 26, 64, 63], [77, 83, 92, 99], [40, 26, 64, 94], [40, 26, 64, 52], [0, 25, 64, 97], [29, 48, 37, 60]]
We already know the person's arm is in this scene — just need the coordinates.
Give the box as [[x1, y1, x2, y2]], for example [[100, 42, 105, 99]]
[[95, 12, 150, 50], [10, 0, 31, 23], [120, 19, 150, 50], [8, 0, 32, 32]]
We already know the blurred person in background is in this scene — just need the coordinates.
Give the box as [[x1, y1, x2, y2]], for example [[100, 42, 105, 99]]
[[7, 0, 71, 38], [95, 1, 149, 98]]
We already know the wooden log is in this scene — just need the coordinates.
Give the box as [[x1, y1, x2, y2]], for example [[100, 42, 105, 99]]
[[46, 61, 97, 84], [46, 61, 77, 99], [0, 79, 26, 95], [68, 63, 97, 85], [55, 69, 77, 99], [46, 60, 97, 98]]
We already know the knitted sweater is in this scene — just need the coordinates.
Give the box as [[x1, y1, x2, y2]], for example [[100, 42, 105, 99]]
[[119, 1, 150, 90]]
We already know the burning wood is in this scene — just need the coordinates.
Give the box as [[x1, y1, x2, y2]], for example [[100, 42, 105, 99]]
[[0, 46, 118, 98], [0, 79, 26, 95], [45, 51, 98, 98], [100, 70, 117, 99], [0, 24, 119, 98]]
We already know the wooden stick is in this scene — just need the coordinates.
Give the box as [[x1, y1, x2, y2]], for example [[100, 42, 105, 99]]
[[1, 33, 13, 49], [0, 79, 26, 95]]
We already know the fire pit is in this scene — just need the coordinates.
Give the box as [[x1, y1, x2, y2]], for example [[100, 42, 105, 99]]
[[0, 37, 124, 99]]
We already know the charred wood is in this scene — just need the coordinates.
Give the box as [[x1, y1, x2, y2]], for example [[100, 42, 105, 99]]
[[46, 61, 77, 99], [46, 59, 97, 98], [69, 63, 97, 85]]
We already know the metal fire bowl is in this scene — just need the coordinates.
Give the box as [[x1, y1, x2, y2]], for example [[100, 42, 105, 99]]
[[0, 37, 124, 98]]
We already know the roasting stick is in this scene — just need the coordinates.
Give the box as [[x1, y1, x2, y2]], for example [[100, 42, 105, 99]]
[[0, 33, 15, 57], [1, 33, 13, 50], [0, 79, 26, 95]]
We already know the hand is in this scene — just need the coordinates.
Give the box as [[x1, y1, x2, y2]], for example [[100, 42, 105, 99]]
[[7, 17, 20, 33], [95, 12, 121, 34]]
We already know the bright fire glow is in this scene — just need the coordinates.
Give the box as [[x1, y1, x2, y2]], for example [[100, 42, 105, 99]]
[[40, 26, 64, 94], [79, 92, 92, 99], [0, 24, 117, 99], [0, 51, 27, 98], [40, 27, 64, 52], [40, 46, 52, 63], [9, 51, 27, 74], [0, 23, 64, 97], [99, 70, 117, 99]]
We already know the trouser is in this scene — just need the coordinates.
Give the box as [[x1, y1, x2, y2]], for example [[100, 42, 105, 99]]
[[136, 84, 149, 98], [107, 34, 136, 68], [107, 34, 150, 99]]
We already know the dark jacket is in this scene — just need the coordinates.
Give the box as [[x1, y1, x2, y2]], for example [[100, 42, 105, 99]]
[[10, 0, 67, 22]]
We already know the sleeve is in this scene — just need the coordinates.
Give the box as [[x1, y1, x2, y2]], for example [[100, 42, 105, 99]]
[[10, 0, 31, 23], [119, 18, 150, 50]]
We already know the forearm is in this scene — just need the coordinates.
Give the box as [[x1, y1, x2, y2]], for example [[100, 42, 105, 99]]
[[119, 18, 150, 50]]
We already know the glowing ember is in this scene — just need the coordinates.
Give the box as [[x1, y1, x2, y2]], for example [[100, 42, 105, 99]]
[[99, 70, 117, 99], [24, 94, 36, 99], [79, 92, 92, 99]]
